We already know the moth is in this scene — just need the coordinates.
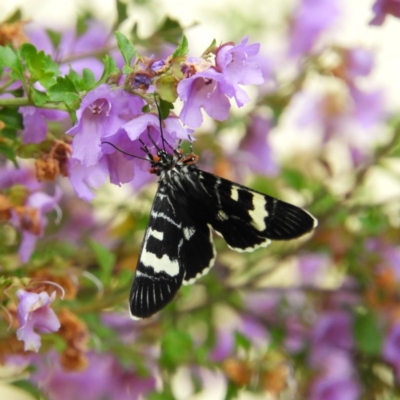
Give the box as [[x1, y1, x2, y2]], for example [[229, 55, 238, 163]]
[[120, 133, 318, 319]]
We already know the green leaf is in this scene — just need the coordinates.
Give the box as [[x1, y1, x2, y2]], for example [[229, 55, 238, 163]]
[[354, 310, 383, 356], [0, 107, 23, 131], [122, 65, 134, 75], [115, 31, 136, 66], [116, 0, 129, 26], [99, 55, 119, 85], [0, 46, 24, 81], [153, 17, 184, 45], [20, 43, 60, 88], [0, 141, 18, 167], [282, 168, 307, 191], [155, 75, 178, 103], [0, 46, 18, 69], [234, 331, 251, 352], [172, 35, 188, 58], [88, 239, 116, 283], [11, 380, 42, 400], [47, 76, 80, 106], [158, 98, 174, 120], [82, 68, 96, 90], [202, 38, 217, 56], [66, 68, 86, 92], [30, 88, 48, 106], [160, 329, 193, 369]]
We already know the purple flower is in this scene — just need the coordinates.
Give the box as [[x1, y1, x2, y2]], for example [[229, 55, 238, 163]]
[[297, 253, 330, 285], [16, 289, 60, 352], [178, 67, 234, 128], [383, 323, 400, 380], [67, 158, 108, 202], [11, 188, 62, 262], [288, 0, 341, 57], [215, 36, 264, 106], [19, 106, 68, 144], [309, 353, 360, 400], [30, 351, 156, 400], [370, 0, 400, 25], [348, 84, 385, 129], [67, 84, 143, 166], [235, 114, 279, 177], [343, 48, 374, 80], [122, 112, 189, 145], [310, 311, 354, 366], [285, 316, 308, 353], [310, 377, 360, 400], [66, 84, 147, 199], [210, 327, 236, 362], [178, 38, 263, 128], [210, 312, 268, 361], [26, 20, 114, 79], [0, 167, 61, 262]]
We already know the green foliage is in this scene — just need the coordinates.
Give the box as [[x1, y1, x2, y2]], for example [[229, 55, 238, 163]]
[[157, 97, 175, 120], [20, 43, 60, 89], [172, 35, 189, 58], [156, 75, 178, 103], [160, 328, 194, 369], [98, 55, 120, 85], [354, 310, 383, 356], [150, 17, 184, 45], [47, 75, 80, 107], [87, 239, 116, 283], [115, 31, 137, 66], [0, 45, 25, 84]]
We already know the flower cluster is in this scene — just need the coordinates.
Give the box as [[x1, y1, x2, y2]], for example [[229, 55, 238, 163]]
[[0, 167, 61, 262], [16, 289, 60, 352], [66, 36, 264, 200]]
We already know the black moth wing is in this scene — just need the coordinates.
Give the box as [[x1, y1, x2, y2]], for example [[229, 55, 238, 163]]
[[181, 168, 317, 252], [129, 180, 218, 319], [129, 184, 185, 319], [176, 207, 216, 286]]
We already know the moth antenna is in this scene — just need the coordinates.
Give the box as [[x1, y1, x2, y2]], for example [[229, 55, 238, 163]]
[[101, 141, 151, 162], [147, 127, 161, 152], [173, 139, 182, 157], [153, 96, 167, 152], [187, 134, 194, 153]]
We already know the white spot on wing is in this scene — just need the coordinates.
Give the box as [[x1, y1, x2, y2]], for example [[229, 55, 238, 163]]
[[141, 250, 180, 276], [183, 227, 195, 240], [217, 210, 229, 221], [150, 229, 164, 241], [231, 186, 240, 201], [248, 193, 269, 231]]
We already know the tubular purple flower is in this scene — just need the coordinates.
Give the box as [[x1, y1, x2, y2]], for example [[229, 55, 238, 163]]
[[383, 323, 400, 380], [370, 0, 400, 25], [216, 36, 264, 106], [29, 351, 156, 400], [67, 85, 144, 167], [288, 0, 341, 57], [15, 188, 62, 262], [16, 289, 60, 352], [67, 158, 108, 201], [19, 107, 68, 144], [178, 68, 234, 128], [122, 112, 190, 149], [297, 253, 330, 285], [238, 114, 279, 176], [309, 311, 354, 367], [309, 374, 360, 400]]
